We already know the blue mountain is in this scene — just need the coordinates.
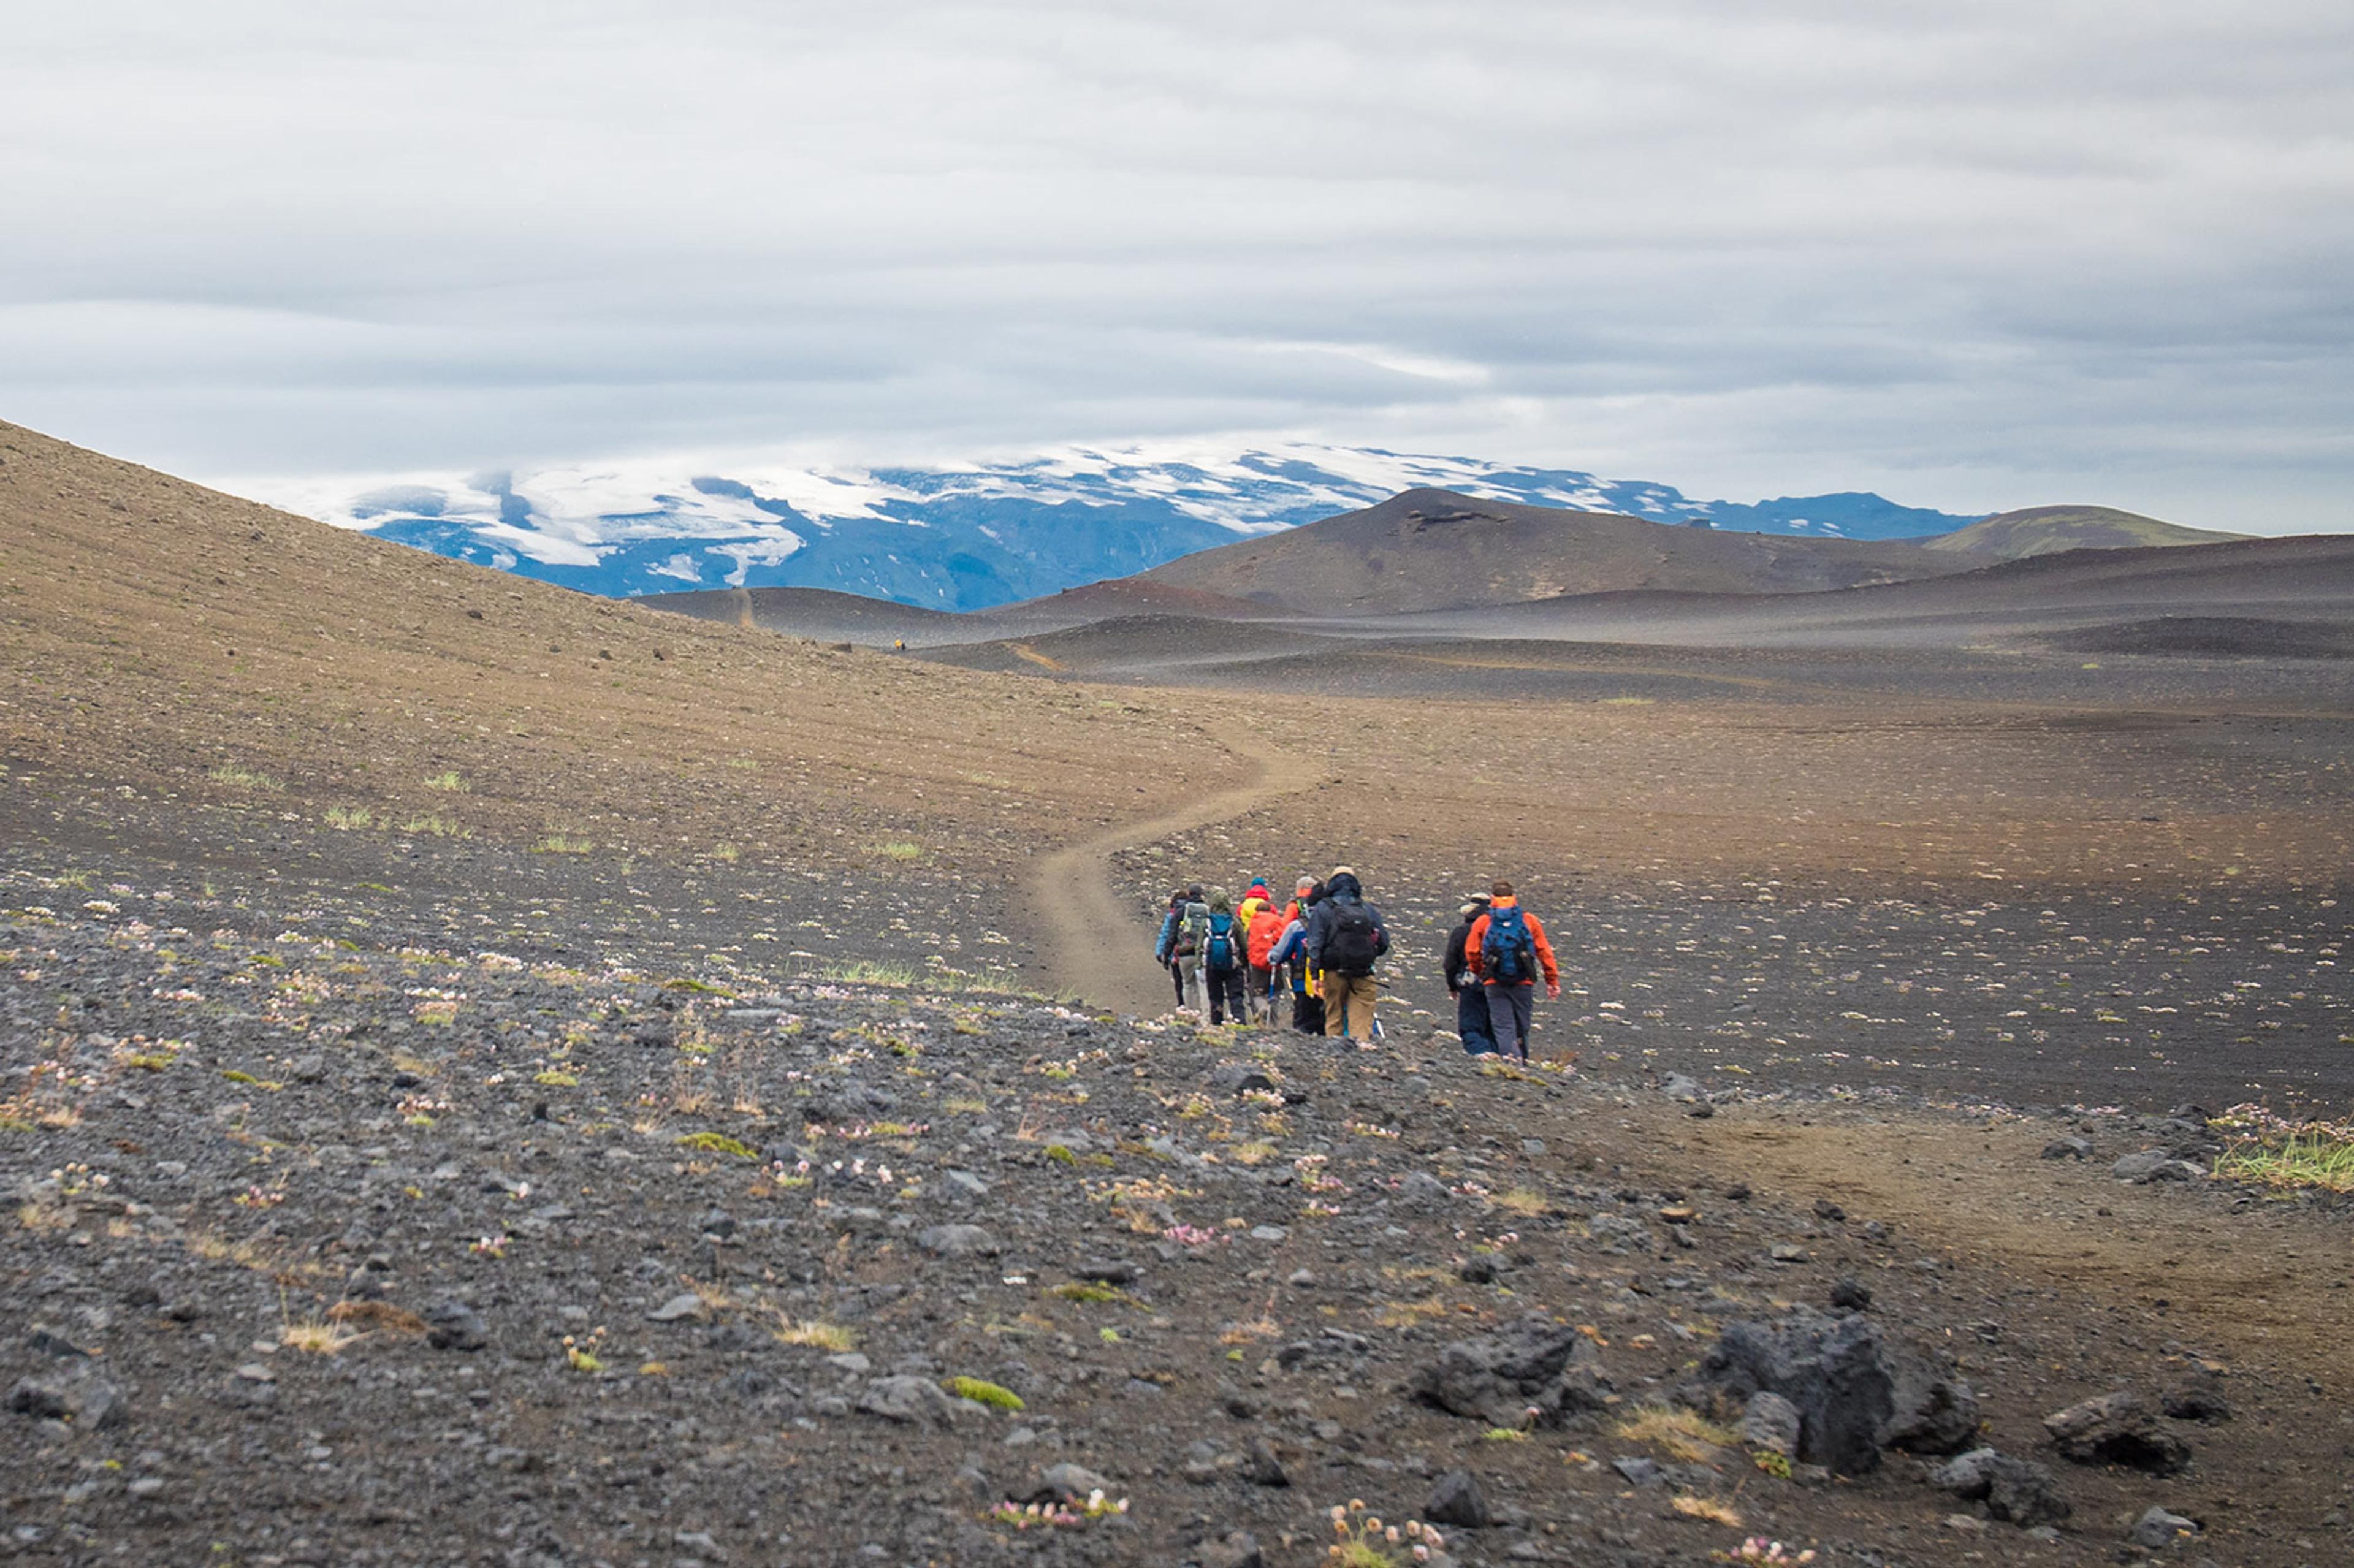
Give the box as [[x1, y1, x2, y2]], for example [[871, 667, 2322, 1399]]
[[289, 445, 1986, 611]]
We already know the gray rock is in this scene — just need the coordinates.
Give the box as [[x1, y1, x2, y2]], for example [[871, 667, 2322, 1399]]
[[2111, 1149, 2204, 1184], [696, 1207, 736, 1238], [647, 1292, 707, 1323], [1589, 1212, 1655, 1254], [1197, 1529, 1263, 1568], [1247, 1225, 1288, 1243], [1396, 1171, 1451, 1211], [1829, 1277, 1872, 1312], [2041, 1136, 2094, 1161], [1930, 1447, 2070, 1527], [942, 1170, 990, 1200], [855, 1375, 964, 1426], [6, 1379, 71, 1421], [1698, 1307, 1979, 1474], [2041, 1391, 2192, 1474], [1412, 1315, 1611, 1427], [1241, 1437, 1288, 1488], [1075, 1260, 1140, 1285], [1739, 1391, 1802, 1456], [2129, 1506, 2201, 1549], [1423, 1469, 1491, 1528], [1661, 1073, 1704, 1102], [1610, 1455, 1664, 1487], [1036, 1462, 1114, 1501], [2161, 1385, 2231, 1423], [917, 1224, 1000, 1258], [1208, 1064, 1276, 1097], [423, 1300, 488, 1352]]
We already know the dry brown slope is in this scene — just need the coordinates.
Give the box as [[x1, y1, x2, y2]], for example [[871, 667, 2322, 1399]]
[[1137, 487, 1983, 612], [0, 419, 1247, 878]]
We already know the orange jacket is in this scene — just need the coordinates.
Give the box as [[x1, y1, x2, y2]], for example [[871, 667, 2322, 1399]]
[[1462, 898, 1559, 988]]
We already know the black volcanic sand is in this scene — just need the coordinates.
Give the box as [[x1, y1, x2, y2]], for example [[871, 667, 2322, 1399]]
[[8, 866, 2354, 1568]]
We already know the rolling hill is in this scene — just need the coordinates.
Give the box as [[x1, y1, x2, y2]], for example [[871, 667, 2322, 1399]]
[[1922, 504, 2247, 558], [1128, 489, 1983, 614]]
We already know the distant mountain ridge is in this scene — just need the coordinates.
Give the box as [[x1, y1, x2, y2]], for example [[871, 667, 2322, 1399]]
[[260, 444, 1994, 611]]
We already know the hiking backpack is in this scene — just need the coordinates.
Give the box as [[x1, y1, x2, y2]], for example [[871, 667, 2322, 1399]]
[[1177, 900, 1211, 958], [1205, 913, 1238, 971], [1246, 907, 1285, 969], [1482, 904, 1537, 985], [1322, 900, 1382, 976]]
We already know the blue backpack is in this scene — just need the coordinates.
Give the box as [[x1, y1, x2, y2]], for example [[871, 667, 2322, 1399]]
[[1482, 905, 1536, 985], [1205, 913, 1238, 971]]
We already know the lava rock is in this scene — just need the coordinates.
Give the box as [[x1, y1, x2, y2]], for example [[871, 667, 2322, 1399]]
[[2041, 1391, 2192, 1474], [1423, 1469, 1491, 1529], [2111, 1149, 2204, 1184], [1930, 1447, 2071, 1527], [856, 1375, 965, 1426], [1829, 1277, 1873, 1312], [2128, 1505, 2201, 1549], [1661, 1073, 1704, 1103], [2161, 1385, 2232, 1423], [423, 1299, 488, 1352], [1197, 1529, 1264, 1568], [1413, 1315, 1610, 1426], [1698, 1307, 1979, 1474], [917, 1224, 1000, 1258], [2041, 1136, 2095, 1161], [647, 1292, 707, 1323], [1208, 1064, 1275, 1097], [1739, 1391, 1802, 1456], [1241, 1437, 1288, 1488]]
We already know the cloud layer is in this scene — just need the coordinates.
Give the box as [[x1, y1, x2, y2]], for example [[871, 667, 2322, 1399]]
[[4, 1, 2350, 530]]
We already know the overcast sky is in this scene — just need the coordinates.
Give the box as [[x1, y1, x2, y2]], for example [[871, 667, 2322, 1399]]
[[4, 1, 2350, 530]]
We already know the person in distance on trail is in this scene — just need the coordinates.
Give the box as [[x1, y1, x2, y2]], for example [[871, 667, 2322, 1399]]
[[1267, 881, 1324, 1035], [1244, 885, 1288, 1026], [1306, 864, 1389, 1043], [1175, 883, 1213, 1014], [1152, 888, 1190, 1010], [1444, 894, 1498, 1056], [1461, 878, 1560, 1062], [1200, 890, 1249, 1027]]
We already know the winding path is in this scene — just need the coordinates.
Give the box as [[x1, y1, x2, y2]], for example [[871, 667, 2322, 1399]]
[[1027, 736, 1319, 1013]]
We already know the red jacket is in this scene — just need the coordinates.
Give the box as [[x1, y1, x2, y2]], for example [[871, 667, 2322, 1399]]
[[1462, 898, 1560, 988]]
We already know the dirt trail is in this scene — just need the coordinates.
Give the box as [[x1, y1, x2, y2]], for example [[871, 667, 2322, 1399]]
[[1027, 736, 1317, 1013]]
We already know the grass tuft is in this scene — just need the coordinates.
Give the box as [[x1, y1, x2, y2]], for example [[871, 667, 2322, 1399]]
[[874, 839, 925, 862], [1615, 1404, 1740, 1463], [2211, 1108, 2354, 1192], [1670, 1493, 1742, 1526], [210, 764, 280, 791], [772, 1319, 856, 1352], [532, 833, 593, 854], [322, 805, 376, 830], [281, 1317, 362, 1356], [676, 1131, 758, 1159], [424, 771, 468, 792], [944, 1375, 1025, 1411]]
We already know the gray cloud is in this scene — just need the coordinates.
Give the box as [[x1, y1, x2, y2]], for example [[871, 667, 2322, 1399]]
[[3, 0, 2350, 530]]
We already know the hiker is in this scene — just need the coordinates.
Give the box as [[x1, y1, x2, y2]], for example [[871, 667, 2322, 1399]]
[[1306, 865, 1388, 1041], [1444, 894, 1498, 1054], [1235, 880, 1276, 1022], [1244, 888, 1287, 1025], [1268, 881, 1324, 1034], [1151, 888, 1189, 1008], [1461, 878, 1561, 1060], [1175, 884, 1211, 1013], [1201, 891, 1247, 1026]]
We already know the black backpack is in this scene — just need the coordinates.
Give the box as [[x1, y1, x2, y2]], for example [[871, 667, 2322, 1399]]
[[1482, 904, 1536, 984], [1205, 913, 1238, 971], [1322, 900, 1382, 976]]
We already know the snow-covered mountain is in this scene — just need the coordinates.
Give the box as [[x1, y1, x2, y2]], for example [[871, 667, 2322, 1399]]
[[260, 444, 1984, 612]]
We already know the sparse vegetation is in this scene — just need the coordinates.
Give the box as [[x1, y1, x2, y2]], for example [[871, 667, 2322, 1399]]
[[874, 839, 924, 862], [532, 832, 593, 854], [281, 1315, 362, 1356], [944, 1376, 1024, 1410], [771, 1319, 856, 1352], [401, 814, 468, 838], [676, 1131, 758, 1159], [323, 805, 376, 830], [424, 771, 468, 792], [1615, 1404, 1740, 1462], [2211, 1106, 2354, 1192], [209, 764, 280, 791], [1672, 1493, 1743, 1527]]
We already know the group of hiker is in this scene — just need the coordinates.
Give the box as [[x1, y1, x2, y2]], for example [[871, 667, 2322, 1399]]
[[1151, 869, 1561, 1057]]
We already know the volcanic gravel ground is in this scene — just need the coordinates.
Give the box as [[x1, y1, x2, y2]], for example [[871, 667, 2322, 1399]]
[[6, 874, 2354, 1567]]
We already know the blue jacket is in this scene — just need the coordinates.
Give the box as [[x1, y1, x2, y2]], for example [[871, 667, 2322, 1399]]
[[1153, 905, 1181, 964]]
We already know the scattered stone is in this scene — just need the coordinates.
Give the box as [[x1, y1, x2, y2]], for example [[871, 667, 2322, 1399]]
[[1414, 1315, 1610, 1426], [2041, 1136, 2094, 1161], [1769, 1243, 1808, 1264], [1929, 1447, 2070, 1527], [1208, 1064, 1275, 1097], [1661, 1073, 1703, 1102], [424, 1300, 488, 1352], [2129, 1505, 2201, 1549], [2161, 1386, 2232, 1423], [5, 1380, 71, 1421], [1739, 1391, 1802, 1456], [1197, 1529, 1263, 1568], [1241, 1437, 1288, 1488], [1423, 1469, 1491, 1529], [1459, 1254, 1498, 1284], [1813, 1198, 1846, 1222], [1396, 1171, 1451, 1212], [647, 1292, 707, 1323], [1035, 1463, 1114, 1502], [1829, 1277, 1872, 1311], [917, 1224, 1000, 1258], [2111, 1150, 2204, 1184], [1590, 1212, 1655, 1254], [1610, 1455, 1664, 1487], [1698, 1307, 1979, 1474], [856, 1376, 964, 1426], [696, 1207, 736, 1238], [2041, 1391, 2192, 1474], [1075, 1260, 1140, 1285]]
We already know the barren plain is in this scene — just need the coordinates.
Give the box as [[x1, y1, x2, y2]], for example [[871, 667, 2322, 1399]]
[[4, 421, 2352, 1568]]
